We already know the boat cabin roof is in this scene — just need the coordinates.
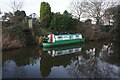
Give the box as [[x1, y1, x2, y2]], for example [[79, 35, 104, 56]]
[[52, 33, 81, 36]]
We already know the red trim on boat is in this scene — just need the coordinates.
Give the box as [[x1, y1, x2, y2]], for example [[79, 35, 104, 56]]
[[50, 34, 53, 42]]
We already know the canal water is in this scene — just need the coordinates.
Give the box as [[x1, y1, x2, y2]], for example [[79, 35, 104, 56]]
[[2, 41, 120, 78]]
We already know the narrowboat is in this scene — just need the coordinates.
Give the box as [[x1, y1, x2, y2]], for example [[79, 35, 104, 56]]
[[38, 33, 85, 47]]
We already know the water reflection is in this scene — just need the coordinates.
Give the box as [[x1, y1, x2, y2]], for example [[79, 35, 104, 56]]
[[66, 42, 120, 78], [2, 41, 120, 78], [2, 47, 39, 66], [39, 42, 120, 78], [2, 46, 41, 78], [40, 45, 83, 57], [39, 45, 83, 77]]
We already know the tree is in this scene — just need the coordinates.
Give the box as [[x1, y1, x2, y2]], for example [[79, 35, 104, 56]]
[[84, 0, 118, 25], [9, 0, 24, 14], [50, 11, 77, 32], [62, 11, 77, 31], [70, 0, 86, 21], [2, 12, 13, 21], [50, 12, 61, 31], [106, 5, 120, 27], [106, 5, 120, 41], [13, 10, 26, 23], [40, 2, 51, 27], [14, 10, 26, 17], [2, 10, 26, 24]]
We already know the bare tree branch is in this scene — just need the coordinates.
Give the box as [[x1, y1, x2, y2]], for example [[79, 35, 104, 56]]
[[70, 0, 119, 25], [84, 0, 119, 25], [69, 0, 86, 21], [9, 0, 24, 14]]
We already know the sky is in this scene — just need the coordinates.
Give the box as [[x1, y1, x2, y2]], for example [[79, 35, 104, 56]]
[[0, 0, 73, 17]]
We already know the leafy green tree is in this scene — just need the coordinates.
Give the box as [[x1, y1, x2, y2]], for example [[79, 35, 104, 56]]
[[50, 11, 77, 32], [40, 2, 51, 27], [61, 10, 77, 31], [50, 12, 61, 31]]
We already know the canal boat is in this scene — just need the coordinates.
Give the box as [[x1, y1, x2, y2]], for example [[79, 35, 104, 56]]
[[38, 33, 85, 47]]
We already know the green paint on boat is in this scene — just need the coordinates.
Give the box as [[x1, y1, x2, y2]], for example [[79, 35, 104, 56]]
[[39, 33, 85, 47], [42, 38, 84, 47]]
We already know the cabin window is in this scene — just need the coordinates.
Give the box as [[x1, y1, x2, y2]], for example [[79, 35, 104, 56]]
[[76, 35, 79, 37], [70, 36, 73, 39], [58, 36, 62, 38]]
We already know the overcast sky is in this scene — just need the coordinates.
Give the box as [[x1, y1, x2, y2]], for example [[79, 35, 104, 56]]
[[0, 0, 73, 16]]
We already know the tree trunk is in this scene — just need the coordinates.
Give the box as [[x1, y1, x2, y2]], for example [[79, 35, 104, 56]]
[[96, 19, 100, 26]]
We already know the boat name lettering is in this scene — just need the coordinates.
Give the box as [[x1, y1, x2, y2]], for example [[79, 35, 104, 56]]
[[55, 34, 82, 41]]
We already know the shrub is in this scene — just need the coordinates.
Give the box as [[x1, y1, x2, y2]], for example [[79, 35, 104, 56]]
[[3, 23, 26, 42]]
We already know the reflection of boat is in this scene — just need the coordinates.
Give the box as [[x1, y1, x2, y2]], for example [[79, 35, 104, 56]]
[[39, 45, 83, 77], [42, 45, 83, 57], [38, 33, 85, 47]]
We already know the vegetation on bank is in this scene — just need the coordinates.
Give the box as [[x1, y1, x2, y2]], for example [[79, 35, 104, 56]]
[[39, 2, 120, 41], [2, 1, 120, 50]]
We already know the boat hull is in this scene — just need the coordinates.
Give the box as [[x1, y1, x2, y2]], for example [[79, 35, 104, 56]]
[[42, 38, 85, 47]]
